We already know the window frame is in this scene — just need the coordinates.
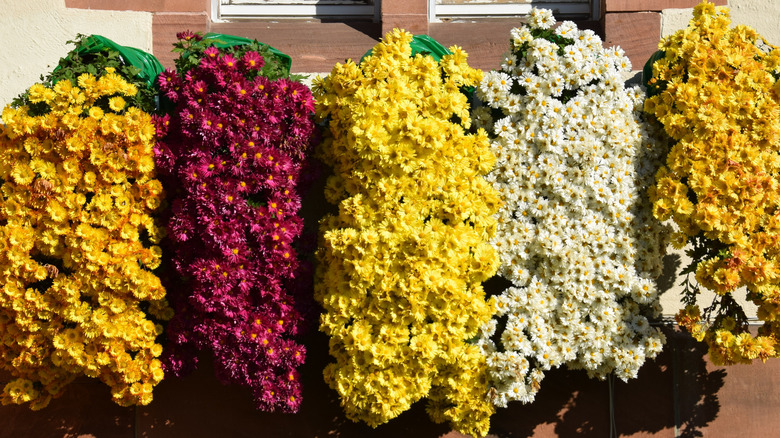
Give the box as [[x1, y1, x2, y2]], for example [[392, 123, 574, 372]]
[[429, 0, 597, 22], [214, 0, 380, 21]]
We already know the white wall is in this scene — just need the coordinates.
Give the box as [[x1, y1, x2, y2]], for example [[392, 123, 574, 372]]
[[662, 0, 780, 43], [0, 0, 152, 108]]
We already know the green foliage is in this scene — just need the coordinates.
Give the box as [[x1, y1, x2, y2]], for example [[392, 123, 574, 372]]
[[172, 33, 290, 81], [642, 50, 667, 97], [12, 34, 158, 115], [679, 233, 749, 333]]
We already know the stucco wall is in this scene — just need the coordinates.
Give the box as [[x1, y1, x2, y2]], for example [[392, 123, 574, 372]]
[[662, 0, 780, 42], [0, 0, 152, 108]]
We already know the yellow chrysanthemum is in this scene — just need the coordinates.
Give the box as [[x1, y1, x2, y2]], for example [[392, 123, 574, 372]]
[[108, 96, 126, 112], [314, 29, 498, 437], [0, 70, 170, 410], [647, 1, 780, 364]]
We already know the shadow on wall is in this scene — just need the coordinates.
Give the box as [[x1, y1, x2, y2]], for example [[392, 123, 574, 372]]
[[319, 19, 382, 41], [0, 326, 723, 437], [123, 328, 725, 438], [0, 172, 726, 437], [485, 326, 724, 438]]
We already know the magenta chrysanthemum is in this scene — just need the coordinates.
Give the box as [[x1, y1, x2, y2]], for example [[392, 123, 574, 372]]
[[154, 36, 315, 412]]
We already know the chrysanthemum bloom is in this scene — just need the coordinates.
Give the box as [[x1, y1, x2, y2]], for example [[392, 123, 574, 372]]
[[314, 29, 499, 437], [473, 7, 669, 407], [155, 36, 315, 412], [0, 70, 170, 410], [645, 1, 780, 365]]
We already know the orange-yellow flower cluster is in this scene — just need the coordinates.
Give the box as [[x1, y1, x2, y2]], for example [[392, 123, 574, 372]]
[[645, 1, 780, 364], [0, 69, 171, 409], [313, 29, 499, 436]]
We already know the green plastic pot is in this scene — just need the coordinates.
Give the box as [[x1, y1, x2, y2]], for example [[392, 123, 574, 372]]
[[361, 34, 452, 63], [72, 35, 164, 89]]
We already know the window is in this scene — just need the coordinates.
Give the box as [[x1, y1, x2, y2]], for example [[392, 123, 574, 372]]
[[216, 0, 379, 20], [431, 0, 595, 21]]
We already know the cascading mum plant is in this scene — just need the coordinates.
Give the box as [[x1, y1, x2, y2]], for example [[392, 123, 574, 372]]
[[313, 29, 500, 437], [155, 31, 315, 412], [644, 1, 780, 365], [0, 48, 170, 408], [473, 7, 669, 407]]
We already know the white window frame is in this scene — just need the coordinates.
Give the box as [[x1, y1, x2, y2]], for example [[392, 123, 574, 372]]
[[430, 0, 597, 22], [215, 0, 380, 21]]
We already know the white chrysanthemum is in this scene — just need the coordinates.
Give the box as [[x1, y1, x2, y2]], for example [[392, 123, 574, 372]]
[[510, 26, 534, 48], [480, 70, 513, 108], [555, 21, 578, 38], [474, 9, 670, 407], [528, 7, 555, 30], [528, 39, 560, 73], [501, 52, 518, 72]]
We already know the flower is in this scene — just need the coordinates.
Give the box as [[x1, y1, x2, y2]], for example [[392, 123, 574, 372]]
[[528, 7, 556, 30], [176, 30, 202, 42], [645, 1, 780, 365], [475, 9, 669, 407], [314, 29, 498, 437], [169, 31, 290, 84], [0, 68, 169, 410], [108, 96, 126, 112], [241, 51, 264, 71], [155, 34, 315, 413]]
